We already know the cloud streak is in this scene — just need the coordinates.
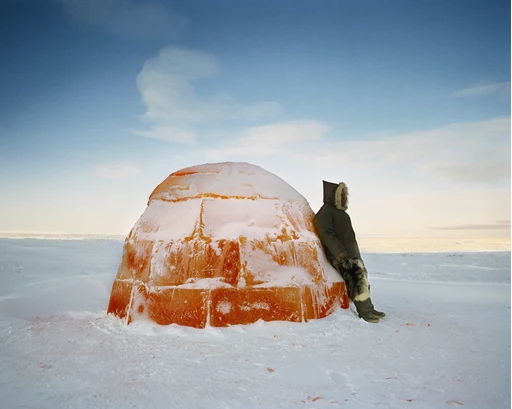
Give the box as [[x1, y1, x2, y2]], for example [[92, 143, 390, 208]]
[[314, 117, 510, 184], [204, 116, 510, 185], [131, 125, 196, 144], [57, 0, 188, 39], [451, 82, 511, 98], [94, 164, 141, 179], [133, 46, 282, 142], [205, 120, 328, 159]]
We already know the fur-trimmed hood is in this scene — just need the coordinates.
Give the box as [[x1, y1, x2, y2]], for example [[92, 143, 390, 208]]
[[322, 180, 348, 210]]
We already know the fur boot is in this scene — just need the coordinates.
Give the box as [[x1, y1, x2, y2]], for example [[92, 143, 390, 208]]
[[353, 299, 380, 323], [369, 299, 386, 317], [366, 284, 386, 317]]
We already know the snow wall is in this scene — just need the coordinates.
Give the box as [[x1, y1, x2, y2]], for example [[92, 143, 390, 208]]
[[107, 162, 348, 328]]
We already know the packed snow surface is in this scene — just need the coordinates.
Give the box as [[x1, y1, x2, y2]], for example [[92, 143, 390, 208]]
[[148, 162, 307, 203], [0, 238, 510, 409]]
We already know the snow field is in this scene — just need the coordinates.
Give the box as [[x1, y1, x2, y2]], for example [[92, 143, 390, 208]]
[[0, 239, 510, 409]]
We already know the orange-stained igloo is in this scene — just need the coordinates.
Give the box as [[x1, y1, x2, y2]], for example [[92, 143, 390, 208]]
[[107, 162, 348, 327]]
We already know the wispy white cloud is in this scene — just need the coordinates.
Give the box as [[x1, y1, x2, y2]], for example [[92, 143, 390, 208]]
[[132, 46, 282, 141], [204, 116, 510, 185], [131, 125, 196, 144], [94, 163, 141, 179], [414, 117, 510, 183], [422, 158, 509, 184], [136, 47, 219, 123], [205, 120, 327, 159], [312, 117, 510, 184], [451, 82, 511, 98], [57, 0, 188, 39]]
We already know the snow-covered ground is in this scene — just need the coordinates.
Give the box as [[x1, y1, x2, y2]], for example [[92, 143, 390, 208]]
[[0, 238, 510, 409]]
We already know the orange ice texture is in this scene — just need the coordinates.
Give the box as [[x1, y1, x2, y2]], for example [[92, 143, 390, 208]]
[[107, 162, 348, 327]]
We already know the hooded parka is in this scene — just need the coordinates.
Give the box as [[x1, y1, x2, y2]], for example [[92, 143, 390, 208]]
[[314, 181, 361, 262]]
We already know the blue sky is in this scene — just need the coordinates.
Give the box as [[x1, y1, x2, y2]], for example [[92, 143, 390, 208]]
[[1, 0, 510, 249]]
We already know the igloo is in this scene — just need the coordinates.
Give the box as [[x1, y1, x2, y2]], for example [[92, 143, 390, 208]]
[[107, 162, 348, 328]]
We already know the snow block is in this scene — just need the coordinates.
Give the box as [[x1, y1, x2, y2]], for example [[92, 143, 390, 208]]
[[210, 287, 303, 327], [107, 279, 133, 320], [107, 162, 349, 327], [131, 285, 208, 328], [302, 281, 349, 320], [148, 238, 241, 286]]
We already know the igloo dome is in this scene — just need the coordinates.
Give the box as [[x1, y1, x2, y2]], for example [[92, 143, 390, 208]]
[[107, 162, 348, 327]]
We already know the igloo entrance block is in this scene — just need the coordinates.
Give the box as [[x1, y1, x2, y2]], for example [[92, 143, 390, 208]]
[[107, 162, 348, 327]]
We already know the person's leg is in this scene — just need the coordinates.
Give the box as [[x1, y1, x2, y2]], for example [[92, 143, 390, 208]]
[[333, 259, 380, 323], [332, 259, 356, 300], [349, 259, 380, 322], [352, 259, 386, 318]]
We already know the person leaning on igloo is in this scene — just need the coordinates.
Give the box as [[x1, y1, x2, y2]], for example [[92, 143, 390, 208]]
[[314, 181, 385, 323]]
